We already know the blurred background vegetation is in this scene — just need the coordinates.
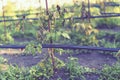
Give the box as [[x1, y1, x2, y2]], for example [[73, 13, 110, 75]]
[[0, 0, 119, 47]]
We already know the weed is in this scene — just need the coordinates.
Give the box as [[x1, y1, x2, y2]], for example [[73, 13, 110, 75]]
[[115, 50, 120, 61], [24, 42, 42, 56], [0, 56, 7, 64], [99, 63, 120, 80], [66, 57, 94, 80]]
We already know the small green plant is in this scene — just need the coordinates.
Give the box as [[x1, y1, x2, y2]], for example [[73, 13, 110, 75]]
[[38, 56, 65, 72], [66, 57, 93, 80], [0, 64, 53, 80], [37, 58, 54, 79], [54, 57, 65, 69], [24, 42, 42, 56], [99, 63, 120, 80], [0, 56, 7, 64], [0, 65, 33, 80], [66, 57, 79, 79], [0, 56, 8, 72], [0, 33, 14, 44], [115, 50, 120, 61], [31, 56, 65, 80], [30, 65, 52, 80]]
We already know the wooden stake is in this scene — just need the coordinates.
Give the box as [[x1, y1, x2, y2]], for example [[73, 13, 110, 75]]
[[45, 0, 55, 73]]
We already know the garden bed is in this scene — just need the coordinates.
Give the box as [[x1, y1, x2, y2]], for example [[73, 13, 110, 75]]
[[1, 49, 117, 68], [0, 49, 118, 80]]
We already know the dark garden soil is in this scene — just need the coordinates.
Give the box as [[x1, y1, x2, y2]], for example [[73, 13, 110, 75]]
[[71, 52, 117, 69], [1, 49, 117, 69]]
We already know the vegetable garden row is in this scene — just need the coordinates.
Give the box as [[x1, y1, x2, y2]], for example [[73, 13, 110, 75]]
[[0, 0, 120, 80]]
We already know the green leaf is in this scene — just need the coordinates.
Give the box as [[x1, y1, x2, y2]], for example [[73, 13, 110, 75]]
[[64, 13, 73, 18], [62, 32, 70, 39]]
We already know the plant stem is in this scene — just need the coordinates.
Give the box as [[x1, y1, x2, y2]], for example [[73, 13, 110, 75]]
[[45, 0, 55, 73]]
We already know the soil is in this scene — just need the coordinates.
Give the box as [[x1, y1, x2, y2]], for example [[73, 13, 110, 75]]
[[72, 52, 117, 70], [1, 49, 117, 69]]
